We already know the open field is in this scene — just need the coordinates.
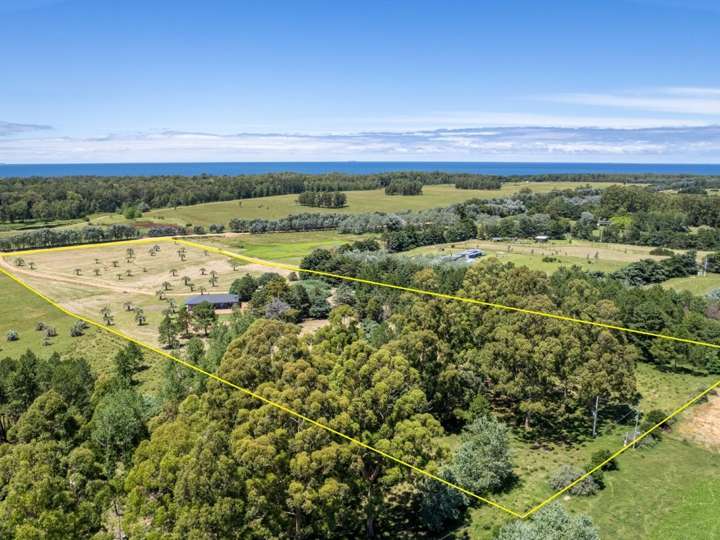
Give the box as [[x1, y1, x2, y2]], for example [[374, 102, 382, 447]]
[[202, 230, 375, 263], [0, 270, 167, 394], [0, 240, 285, 348], [662, 273, 720, 296], [82, 182, 621, 229], [405, 238, 674, 274]]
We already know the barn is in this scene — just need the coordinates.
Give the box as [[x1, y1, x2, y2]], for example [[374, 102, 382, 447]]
[[185, 293, 240, 311]]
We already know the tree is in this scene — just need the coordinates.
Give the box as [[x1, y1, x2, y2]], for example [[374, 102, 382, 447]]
[[113, 342, 144, 384], [9, 390, 79, 443], [159, 313, 180, 349], [450, 415, 513, 494], [191, 301, 217, 336], [229, 274, 258, 301], [497, 504, 599, 540], [91, 388, 146, 473], [100, 306, 114, 326], [134, 307, 146, 326]]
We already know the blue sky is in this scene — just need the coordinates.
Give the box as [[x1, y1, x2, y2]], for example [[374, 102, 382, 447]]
[[1, 0, 719, 163]]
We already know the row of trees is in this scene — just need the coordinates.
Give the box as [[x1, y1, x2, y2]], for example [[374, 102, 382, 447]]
[[455, 176, 504, 189], [297, 190, 348, 208], [0, 224, 138, 251]]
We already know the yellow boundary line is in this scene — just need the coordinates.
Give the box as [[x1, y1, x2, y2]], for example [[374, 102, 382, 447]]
[[2, 235, 720, 519]]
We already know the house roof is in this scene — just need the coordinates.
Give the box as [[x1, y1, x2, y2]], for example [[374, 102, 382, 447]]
[[185, 293, 240, 306]]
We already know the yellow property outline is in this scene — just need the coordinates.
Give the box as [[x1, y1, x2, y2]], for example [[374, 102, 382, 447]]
[[1, 235, 719, 520]]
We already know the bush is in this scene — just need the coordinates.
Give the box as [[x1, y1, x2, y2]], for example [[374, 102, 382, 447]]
[[649, 247, 674, 256], [44, 326, 58, 338], [35, 321, 46, 331], [542, 256, 558, 263], [6, 329, 19, 342], [548, 465, 599, 496], [70, 321, 88, 337], [589, 449, 617, 472]]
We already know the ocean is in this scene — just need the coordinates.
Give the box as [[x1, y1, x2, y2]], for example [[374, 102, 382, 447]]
[[1, 161, 720, 178]]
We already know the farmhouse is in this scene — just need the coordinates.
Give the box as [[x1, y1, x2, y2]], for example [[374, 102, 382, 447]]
[[185, 293, 239, 311]]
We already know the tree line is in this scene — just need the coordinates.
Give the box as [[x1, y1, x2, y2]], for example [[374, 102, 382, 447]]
[[6, 171, 708, 224], [0, 224, 139, 251]]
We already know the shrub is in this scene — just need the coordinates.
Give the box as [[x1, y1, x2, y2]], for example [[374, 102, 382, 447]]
[[589, 449, 617, 472], [649, 247, 674, 256], [70, 321, 88, 337], [44, 326, 58, 338], [548, 465, 599, 496], [6, 329, 19, 342], [35, 321, 46, 331]]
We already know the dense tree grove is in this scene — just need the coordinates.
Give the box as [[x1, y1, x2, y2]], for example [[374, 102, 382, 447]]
[[612, 251, 698, 286], [297, 190, 348, 208], [384, 179, 423, 195]]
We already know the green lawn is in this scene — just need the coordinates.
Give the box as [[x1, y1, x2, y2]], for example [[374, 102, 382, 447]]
[[662, 273, 720, 297], [86, 182, 619, 228], [0, 271, 87, 358], [205, 230, 376, 263]]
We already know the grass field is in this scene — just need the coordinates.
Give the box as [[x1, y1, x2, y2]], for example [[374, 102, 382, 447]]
[[406, 238, 669, 274], [569, 438, 720, 539], [662, 273, 720, 296], [83, 182, 620, 229], [204, 230, 375, 263]]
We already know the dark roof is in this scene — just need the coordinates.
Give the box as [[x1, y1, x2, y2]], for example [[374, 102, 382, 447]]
[[185, 293, 239, 306]]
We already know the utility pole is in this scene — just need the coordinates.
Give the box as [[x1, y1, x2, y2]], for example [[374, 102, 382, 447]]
[[632, 409, 640, 449], [592, 395, 600, 438]]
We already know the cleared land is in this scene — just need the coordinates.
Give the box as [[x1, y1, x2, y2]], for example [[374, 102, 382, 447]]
[[85, 182, 620, 228], [406, 238, 675, 274], [1, 241, 284, 348], [202, 230, 375, 263], [663, 273, 720, 296]]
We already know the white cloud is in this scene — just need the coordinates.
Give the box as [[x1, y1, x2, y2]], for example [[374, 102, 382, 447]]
[[2, 125, 720, 163], [0, 121, 52, 137], [545, 87, 720, 115]]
